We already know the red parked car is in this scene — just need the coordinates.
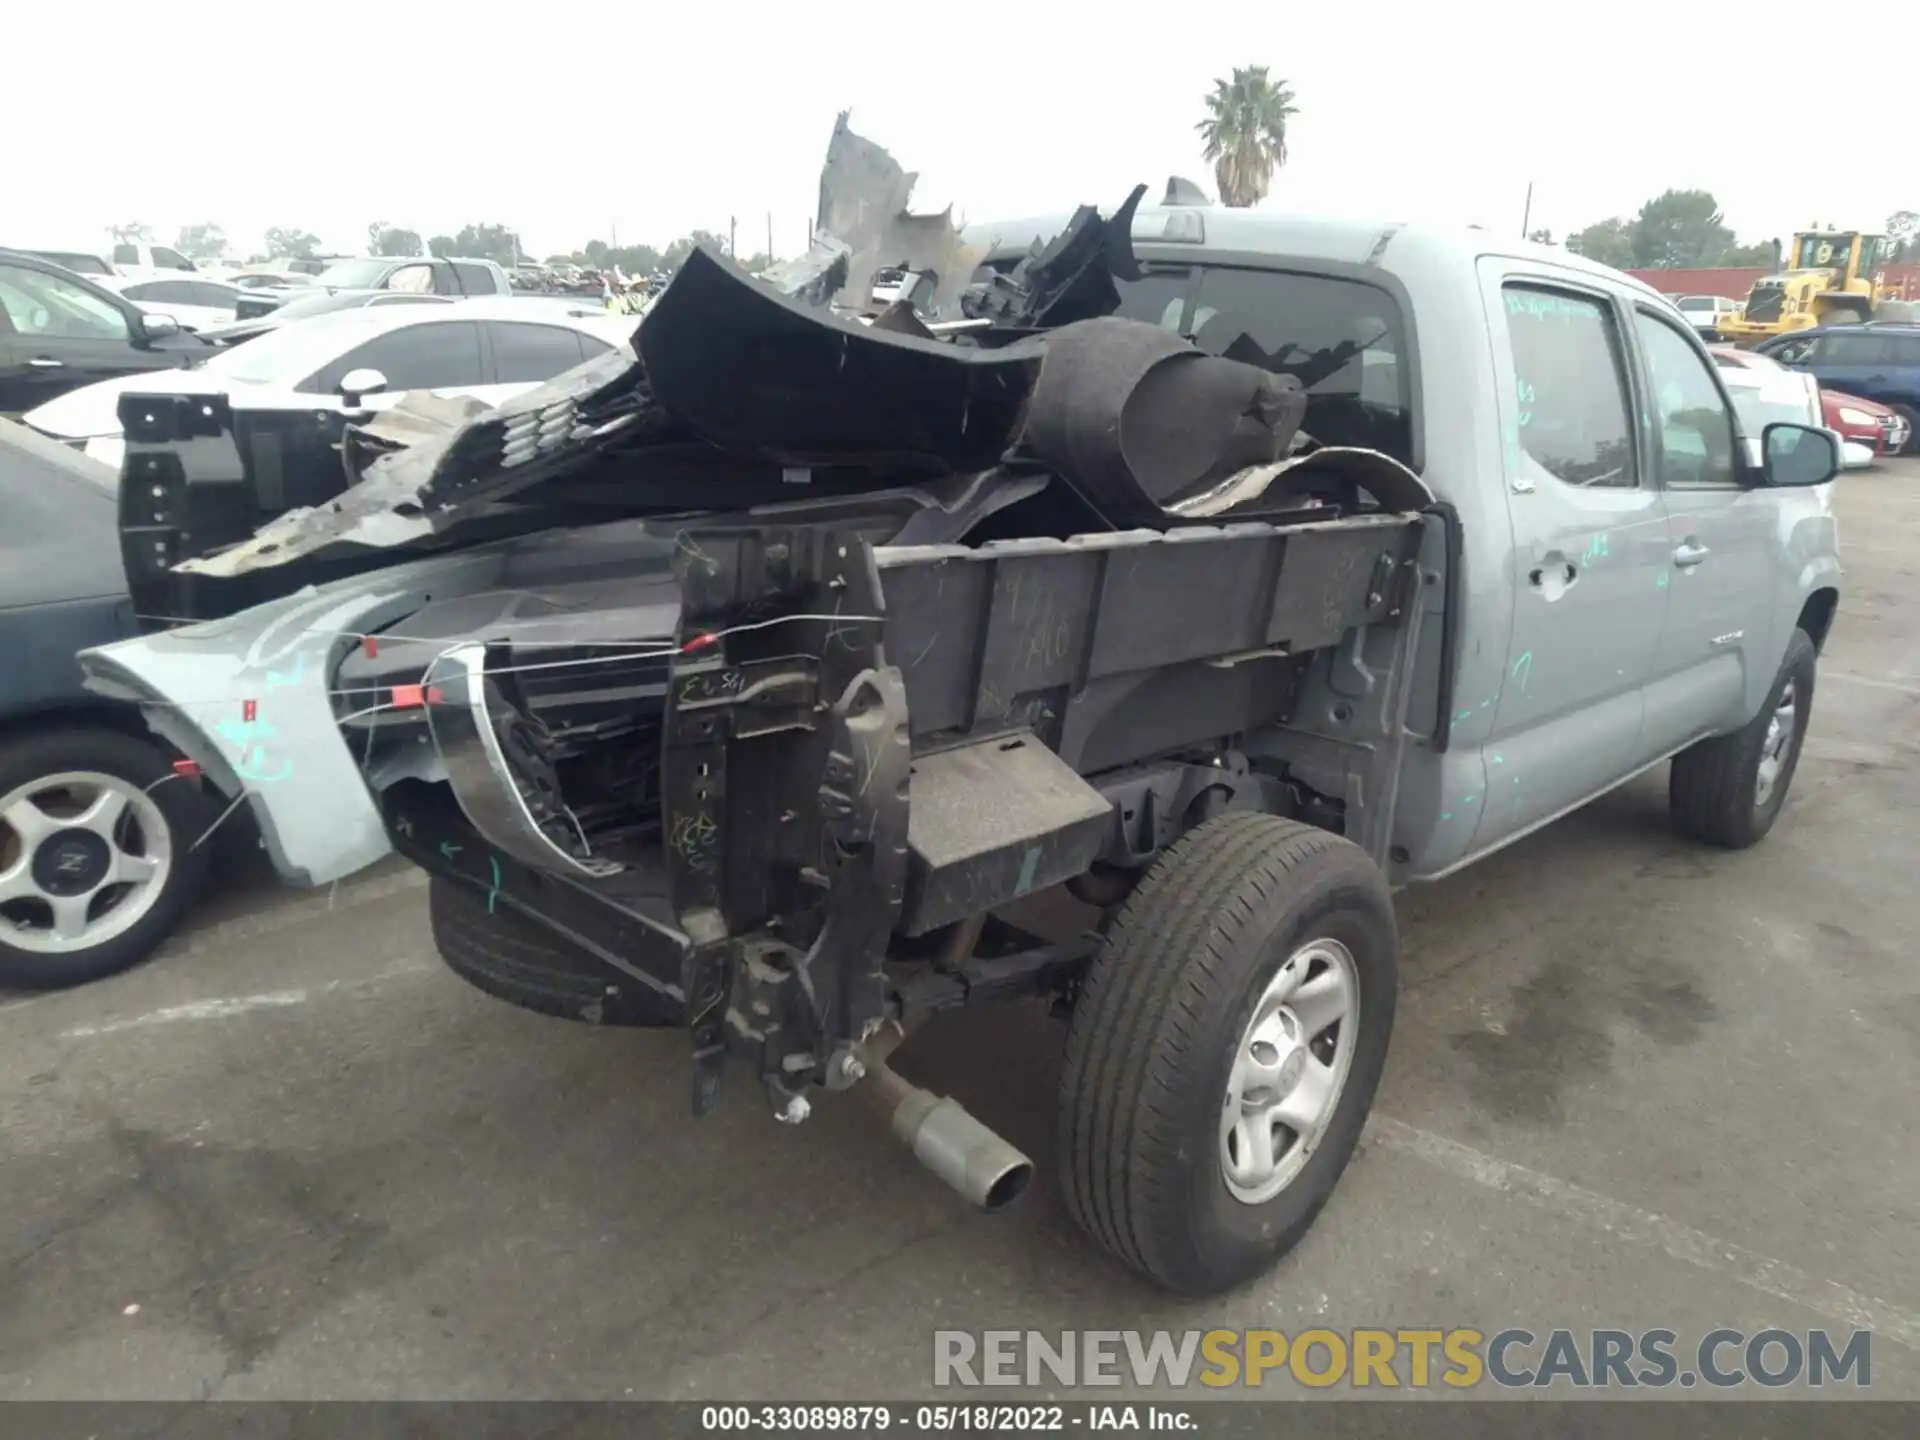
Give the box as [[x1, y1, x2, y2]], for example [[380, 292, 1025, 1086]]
[[1819, 388, 1910, 459], [1711, 346, 1910, 463]]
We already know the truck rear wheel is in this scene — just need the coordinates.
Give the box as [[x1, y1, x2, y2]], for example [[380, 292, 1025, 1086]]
[[1056, 813, 1397, 1294], [1669, 628, 1816, 849], [429, 876, 681, 1026]]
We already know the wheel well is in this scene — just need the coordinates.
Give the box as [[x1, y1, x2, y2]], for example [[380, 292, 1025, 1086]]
[[0, 700, 166, 751], [1797, 588, 1839, 653]]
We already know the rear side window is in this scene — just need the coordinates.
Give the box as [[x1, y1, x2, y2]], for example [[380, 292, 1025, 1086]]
[[152, 246, 193, 270], [1182, 267, 1413, 463], [1888, 335, 1920, 367], [487, 321, 597, 382], [1813, 332, 1892, 365], [451, 262, 498, 294], [113, 243, 138, 265], [1501, 285, 1637, 488], [302, 320, 486, 394]]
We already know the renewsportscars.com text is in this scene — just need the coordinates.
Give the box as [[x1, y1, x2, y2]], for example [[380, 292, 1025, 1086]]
[[932, 1327, 1872, 1390]]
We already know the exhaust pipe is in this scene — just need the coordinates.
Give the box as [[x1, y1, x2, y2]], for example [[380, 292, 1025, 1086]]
[[856, 1050, 1033, 1213]]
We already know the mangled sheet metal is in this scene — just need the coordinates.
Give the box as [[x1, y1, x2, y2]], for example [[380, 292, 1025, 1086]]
[[161, 114, 1429, 584], [762, 109, 988, 320]]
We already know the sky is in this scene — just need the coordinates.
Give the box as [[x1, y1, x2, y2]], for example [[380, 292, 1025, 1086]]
[[11, 2, 1908, 264]]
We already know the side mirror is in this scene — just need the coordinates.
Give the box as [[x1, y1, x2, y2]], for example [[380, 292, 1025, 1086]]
[[139, 313, 182, 341], [1761, 423, 1840, 487], [338, 367, 389, 407]]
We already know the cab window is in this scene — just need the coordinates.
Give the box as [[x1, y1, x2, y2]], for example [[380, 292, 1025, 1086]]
[[1501, 284, 1637, 488], [1633, 311, 1738, 488], [1183, 267, 1413, 463]]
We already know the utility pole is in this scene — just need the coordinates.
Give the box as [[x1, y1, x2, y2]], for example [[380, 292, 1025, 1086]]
[[1520, 181, 1534, 239], [767, 211, 774, 260], [729, 215, 737, 257]]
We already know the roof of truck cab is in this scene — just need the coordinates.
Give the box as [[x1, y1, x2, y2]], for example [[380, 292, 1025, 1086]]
[[965, 206, 1668, 302]]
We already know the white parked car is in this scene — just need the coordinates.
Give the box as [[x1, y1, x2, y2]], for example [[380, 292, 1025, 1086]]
[[105, 276, 249, 333], [22, 298, 635, 470], [1710, 346, 1874, 470], [1673, 294, 1742, 340]]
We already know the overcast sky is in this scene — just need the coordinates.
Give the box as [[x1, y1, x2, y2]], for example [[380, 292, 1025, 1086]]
[[16, 3, 1907, 263]]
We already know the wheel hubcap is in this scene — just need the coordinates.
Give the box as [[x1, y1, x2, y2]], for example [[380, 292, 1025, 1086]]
[[0, 772, 173, 955], [1220, 937, 1361, 1205], [1755, 681, 1798, 808]]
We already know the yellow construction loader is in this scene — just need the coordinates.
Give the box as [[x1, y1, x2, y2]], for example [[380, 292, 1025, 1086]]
[[1718, 229, 1920, 346]]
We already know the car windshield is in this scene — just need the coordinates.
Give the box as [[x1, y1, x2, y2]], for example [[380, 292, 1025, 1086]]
[[313, 259, 393, 289], [1676, 296, 1714, 312], [199, 309, 396, 385]]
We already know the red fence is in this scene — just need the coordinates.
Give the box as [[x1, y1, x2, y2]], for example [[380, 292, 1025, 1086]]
[[1629, 264, 1920, 300]]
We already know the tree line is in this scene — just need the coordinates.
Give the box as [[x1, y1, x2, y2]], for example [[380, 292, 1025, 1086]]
[[107, 219, 780, 274], [1563, 193, 1920, 270]]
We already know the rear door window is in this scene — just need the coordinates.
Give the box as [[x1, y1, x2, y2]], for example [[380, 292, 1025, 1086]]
[[451, 262, 498, 295], [1889, 335, 1920, 368], [1183, 267, 1413, 463], [1500, 285, 1637, 488], [302, 321, 486, 394], [486, 321, 600, 382]]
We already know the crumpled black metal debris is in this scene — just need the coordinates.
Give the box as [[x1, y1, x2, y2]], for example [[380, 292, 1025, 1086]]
[[964, 186, 1147, 331], [1011, 317, 1308, 529]]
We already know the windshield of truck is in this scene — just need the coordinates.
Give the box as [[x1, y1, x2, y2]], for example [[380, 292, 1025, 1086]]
[[1183, 267, 1412, 464]]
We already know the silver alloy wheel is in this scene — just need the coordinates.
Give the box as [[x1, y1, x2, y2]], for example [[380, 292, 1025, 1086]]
[[1754, 680, 1799, 807], [0, 772, 173, 955], [1220, 937, 1361, 1205]]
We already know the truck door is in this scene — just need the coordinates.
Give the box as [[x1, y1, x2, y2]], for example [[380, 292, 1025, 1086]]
[[1628, 305, 1776, 751], [1471, 269, 1672, 845]]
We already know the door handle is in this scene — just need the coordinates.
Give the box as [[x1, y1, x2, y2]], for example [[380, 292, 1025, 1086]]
[[1673, 542, 1711, 568], [28, 357, 65, 369]]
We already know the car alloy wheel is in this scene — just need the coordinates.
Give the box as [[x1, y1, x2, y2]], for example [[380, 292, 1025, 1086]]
[[0, 771, 174, 954]]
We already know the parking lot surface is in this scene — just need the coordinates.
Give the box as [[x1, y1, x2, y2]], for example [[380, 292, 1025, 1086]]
[[4, 464, 1918, 1401]]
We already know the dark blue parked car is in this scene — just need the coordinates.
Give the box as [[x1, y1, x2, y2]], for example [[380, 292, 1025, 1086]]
[[0, 419, 214, 989], [1757, 322, 1920, 454]]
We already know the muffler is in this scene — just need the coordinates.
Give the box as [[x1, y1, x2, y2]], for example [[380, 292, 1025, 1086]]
[[855, 1050, 1033, 1213]]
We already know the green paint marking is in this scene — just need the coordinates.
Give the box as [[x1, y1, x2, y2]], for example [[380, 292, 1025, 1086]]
[[1490, 753, 1506, 765], [488, 856, 502, 914], [1511, 651, 1534, 693], [439, 841, 462, 859], [1440, 812, 1454, 821], [1460, 794, 1480, 805], [1015, 845, 1042, 894], [1656, 572, 1671, 589]]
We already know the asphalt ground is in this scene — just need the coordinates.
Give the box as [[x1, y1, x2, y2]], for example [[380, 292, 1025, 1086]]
[[3, 462, 1918, 1403]]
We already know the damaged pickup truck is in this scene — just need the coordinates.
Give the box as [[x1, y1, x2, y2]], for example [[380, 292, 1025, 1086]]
[[78, 128, 1843, 1293]]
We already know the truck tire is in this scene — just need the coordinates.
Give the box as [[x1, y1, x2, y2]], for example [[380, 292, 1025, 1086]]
[[1056, 813, 1397, 1294], [1669, 628, 1816, 849], [0, 728, 211, 990], [429, 876, 681, 1026]]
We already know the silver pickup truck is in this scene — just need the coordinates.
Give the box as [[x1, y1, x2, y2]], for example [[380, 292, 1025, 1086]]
[[77, 205, 1842, 1295]]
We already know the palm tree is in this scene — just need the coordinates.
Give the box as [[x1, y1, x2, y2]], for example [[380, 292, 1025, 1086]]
[[1196, 67, 1299, 208]]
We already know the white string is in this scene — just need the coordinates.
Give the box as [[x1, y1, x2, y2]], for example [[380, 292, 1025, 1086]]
[[114, 613, 887, 715]]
